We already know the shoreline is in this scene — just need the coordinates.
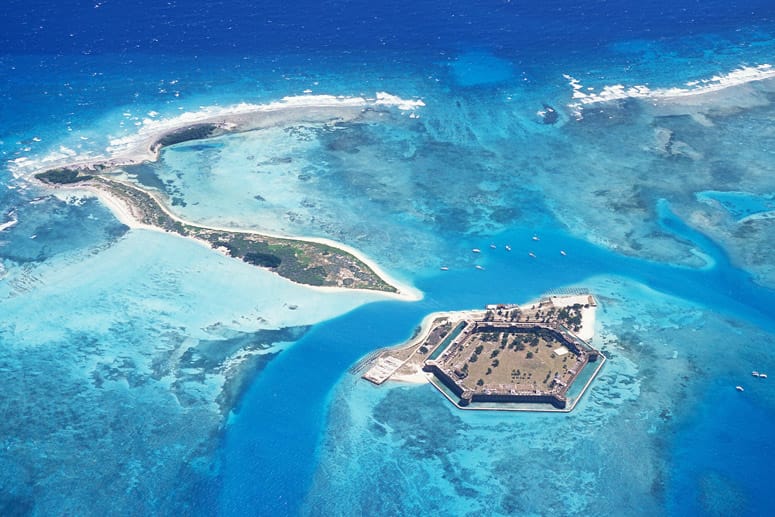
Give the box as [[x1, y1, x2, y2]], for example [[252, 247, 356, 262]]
[[11, 92, 424, 179], [56, 180, 422, 302], [565, 63, 775, 108], [18, 92, 426, 301], [362, 294, 599, 388]]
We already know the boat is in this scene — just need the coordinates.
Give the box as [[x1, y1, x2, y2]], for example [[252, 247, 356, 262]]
[[736, 386, 745, 392], [440, 266, 449, 271], [528, 252, 536, 258], [752, 371, 760, 377], [489, 244, 497, 249], [472, 248, 481, 253], [532, 235, 540, 241], [504, 245, 512, 252], [760, 373, 768, 379], [475, 265, 484, 270], [560, 250, 567, 256]]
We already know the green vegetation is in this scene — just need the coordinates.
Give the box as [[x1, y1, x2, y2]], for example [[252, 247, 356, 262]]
[[35, 171, 397, 292], [243, 252, 283, 268], [35, 168, 92, 184], [153, 123, 222, 149], [557, 304, 584, 331]]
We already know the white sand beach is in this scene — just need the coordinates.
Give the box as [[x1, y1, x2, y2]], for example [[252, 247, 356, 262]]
[[548, 294, 597, 341], [12, 92, 425, 181], [56, 180, 422, 302]]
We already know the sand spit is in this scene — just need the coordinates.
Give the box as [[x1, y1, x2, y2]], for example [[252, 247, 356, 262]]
[[11, 93, 425, 179], [20, 93, 425, 301], [60, 180, 422, 302]]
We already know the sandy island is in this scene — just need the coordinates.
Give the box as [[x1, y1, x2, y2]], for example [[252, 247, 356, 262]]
[[59, 181, 422, 302], [23, 92, 426, 302], [12, 92, 424, 178], [361, 293, 598, 386]]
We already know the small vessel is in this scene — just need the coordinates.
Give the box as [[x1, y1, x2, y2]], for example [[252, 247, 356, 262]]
[[475, 265, 484, 270], [505, 245, 512, 252], [760, 373, 768, 379], [560, 250, 567, 256], [532, 235, 540, 241], [472, 248, 481, 253], [440, 266, 449, 271], [528, 252, 537, 259], [490, 244, 497, 249], [752, 371, 760, 377], [736, 386, 745, 392]]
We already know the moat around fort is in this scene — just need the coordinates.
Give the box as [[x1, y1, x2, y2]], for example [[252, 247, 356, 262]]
[[361, 293, 606, 412]]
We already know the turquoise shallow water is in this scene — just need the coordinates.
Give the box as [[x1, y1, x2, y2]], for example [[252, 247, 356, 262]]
[[3, 12, 775, 516]]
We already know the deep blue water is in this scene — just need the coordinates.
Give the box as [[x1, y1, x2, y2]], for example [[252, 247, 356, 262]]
[[221, 221, 775, 515], [3, 0, 774, 55], [3, 1, 775, 515]]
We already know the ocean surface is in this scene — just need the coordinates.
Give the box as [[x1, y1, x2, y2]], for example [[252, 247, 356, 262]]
[[2, 1, 775, 515]]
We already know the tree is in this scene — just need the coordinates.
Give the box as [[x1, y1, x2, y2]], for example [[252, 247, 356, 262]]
[[526, 351, 534, 359], [476, 379, 484, 386], [243, 252, 282, 268]]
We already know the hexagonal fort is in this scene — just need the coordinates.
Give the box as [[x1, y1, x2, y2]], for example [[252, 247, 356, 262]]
[[423, 302, 602, 410]]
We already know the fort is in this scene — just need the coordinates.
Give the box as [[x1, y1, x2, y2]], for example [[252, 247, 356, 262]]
[[361, 293, 606, 412]]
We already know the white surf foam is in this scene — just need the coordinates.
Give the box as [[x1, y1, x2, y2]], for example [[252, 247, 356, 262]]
[[0, 209, 18, 232], [565, 64, 775, 117], [374, 92, 426, 111], [8, 92, 425, 178]]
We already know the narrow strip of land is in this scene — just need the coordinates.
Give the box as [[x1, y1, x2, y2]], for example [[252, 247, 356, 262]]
[[36, 169, 419, 298], [26, 94, 425, 299]]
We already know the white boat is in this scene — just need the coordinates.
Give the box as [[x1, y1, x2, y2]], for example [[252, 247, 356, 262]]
[[532, 235, 540, 241], [505, 245, 512, 251], [472, 248, 481, 253], [760, 373, 768, 379], [489, 244, 497, 249], [475, 265, 484, 270], [752, 371, 760, 377], [440, 266, 449, 271], [528, 252, 536, 258], [560, 250, 567, 256], [736, 386, 745, 392]]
